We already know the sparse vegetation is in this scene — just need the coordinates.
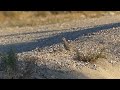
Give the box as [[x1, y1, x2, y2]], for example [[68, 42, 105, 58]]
[[0, 48, 37, 79], [75, 48, 107, 63], [0, 48, 17, 78], [2, 48, 17, 72], [0, 11, 120, 27], [0, 11, 120, 79]]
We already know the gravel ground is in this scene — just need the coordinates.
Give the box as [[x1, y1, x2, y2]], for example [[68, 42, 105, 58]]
[[0, 15, 120, 79]]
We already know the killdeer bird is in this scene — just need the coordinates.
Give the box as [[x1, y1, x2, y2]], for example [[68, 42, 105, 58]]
[[62, 37, 71, 51]]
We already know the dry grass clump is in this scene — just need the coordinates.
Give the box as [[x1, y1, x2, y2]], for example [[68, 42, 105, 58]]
[[62, 37, 107, 63], [0, 48, 37, 79], [1, 48, 17, 72], [0, 48, 18, 78], [74, 48, 107, 63]]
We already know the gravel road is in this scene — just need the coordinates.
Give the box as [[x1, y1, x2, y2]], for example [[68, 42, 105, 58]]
[[0, 15, 120, 53], [1, 15, 120, 79]]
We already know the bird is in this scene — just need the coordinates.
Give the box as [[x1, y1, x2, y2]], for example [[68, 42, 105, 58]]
[[62, 37, 71, 51]]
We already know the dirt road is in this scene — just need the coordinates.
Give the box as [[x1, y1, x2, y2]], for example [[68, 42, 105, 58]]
[[0, 15, 120, 53], [0, 15, 120, 79]]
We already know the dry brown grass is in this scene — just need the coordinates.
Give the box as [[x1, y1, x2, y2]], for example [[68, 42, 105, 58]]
[[0, 11, 120, 27], [74, 48, 107, 63]]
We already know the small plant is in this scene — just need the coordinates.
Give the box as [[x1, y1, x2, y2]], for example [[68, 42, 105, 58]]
[[75, 50, 88, 62], [75, 48, 106, 63], [0, 48, 37, 79], [0, 47, 18, 78], [1, 48, 17, 78]]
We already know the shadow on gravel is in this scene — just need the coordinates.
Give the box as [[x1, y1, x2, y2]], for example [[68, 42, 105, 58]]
[[0, 22, 120, 53], [0, 60, 89, 79], [32, 63, 89, 79]]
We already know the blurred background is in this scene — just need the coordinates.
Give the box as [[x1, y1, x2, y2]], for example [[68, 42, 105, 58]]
[[0, 11, 120, 27]]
